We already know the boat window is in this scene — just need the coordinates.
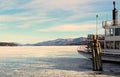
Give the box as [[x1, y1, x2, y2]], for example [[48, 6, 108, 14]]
[[115, 28, 120, 36], [110, 28, 114, 36], [115, 41, 120, 49], [105, 28, 114, 36], [106, 41, 114, 49], [105, 29, 110, 36]]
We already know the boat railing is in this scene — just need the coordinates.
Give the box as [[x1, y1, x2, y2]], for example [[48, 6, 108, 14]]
[[102, 20, 120, 28]]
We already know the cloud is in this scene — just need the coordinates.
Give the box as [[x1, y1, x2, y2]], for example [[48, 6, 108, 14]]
[[0, 24, 8, 29], [37, 23, 96, 32], [0, 15, 34, 22], [22, 0, 110, 14], [0, 0, 110, 28], [0, 14, 57, 28], [0, 34, 45, 44], [17, 17, 57, 28], [21, 0, 95, 16]]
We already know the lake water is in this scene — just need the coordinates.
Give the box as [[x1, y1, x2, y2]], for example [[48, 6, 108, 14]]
[[0, 46, 119, 77]]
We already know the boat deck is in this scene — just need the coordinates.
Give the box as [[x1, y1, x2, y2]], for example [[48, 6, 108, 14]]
[[78, 48, 120, 62], [102, 49, 120, 54]]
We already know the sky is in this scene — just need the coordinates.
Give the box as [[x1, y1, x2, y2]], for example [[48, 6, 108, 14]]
[[0, 0, 120, 44]]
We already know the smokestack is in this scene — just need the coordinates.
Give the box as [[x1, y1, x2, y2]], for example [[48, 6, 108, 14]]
[[113, 1, 118, 26]]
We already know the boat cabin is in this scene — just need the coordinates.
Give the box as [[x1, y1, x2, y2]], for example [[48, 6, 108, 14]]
[[102, 1, 120, 50]]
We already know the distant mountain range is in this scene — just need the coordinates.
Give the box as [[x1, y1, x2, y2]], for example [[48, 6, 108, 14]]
[[25, 37, 87, 46], [0, 37, 87, 46]]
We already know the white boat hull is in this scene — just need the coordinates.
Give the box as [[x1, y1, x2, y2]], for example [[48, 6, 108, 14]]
[[78, 50, 120, 62]]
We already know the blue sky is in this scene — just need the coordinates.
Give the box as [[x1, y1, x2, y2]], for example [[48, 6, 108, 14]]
[[0, 0, 120, 43]]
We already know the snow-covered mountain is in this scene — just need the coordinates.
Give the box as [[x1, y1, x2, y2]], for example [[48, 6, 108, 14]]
[[30, 37, 87, 46]]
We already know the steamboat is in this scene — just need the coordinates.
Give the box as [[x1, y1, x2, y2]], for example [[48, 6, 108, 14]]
[[78, 1, 120, 62]]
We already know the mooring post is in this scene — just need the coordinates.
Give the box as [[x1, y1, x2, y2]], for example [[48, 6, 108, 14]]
[[91, 35, 103, 71]]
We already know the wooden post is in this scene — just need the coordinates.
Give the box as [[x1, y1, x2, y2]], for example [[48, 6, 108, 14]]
[[91, 35, 103, 71]]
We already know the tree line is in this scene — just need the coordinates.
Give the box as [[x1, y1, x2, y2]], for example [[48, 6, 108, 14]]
[[0, 42, 18, 46]]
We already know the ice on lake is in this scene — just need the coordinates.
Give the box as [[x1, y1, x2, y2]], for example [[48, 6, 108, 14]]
[[0, 46, 119, 77]]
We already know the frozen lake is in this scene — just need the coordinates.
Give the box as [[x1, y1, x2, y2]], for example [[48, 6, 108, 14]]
[[0, 46, 119, 77]]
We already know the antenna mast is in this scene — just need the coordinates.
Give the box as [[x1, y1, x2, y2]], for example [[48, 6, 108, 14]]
[[96, 14, 98, 38]]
